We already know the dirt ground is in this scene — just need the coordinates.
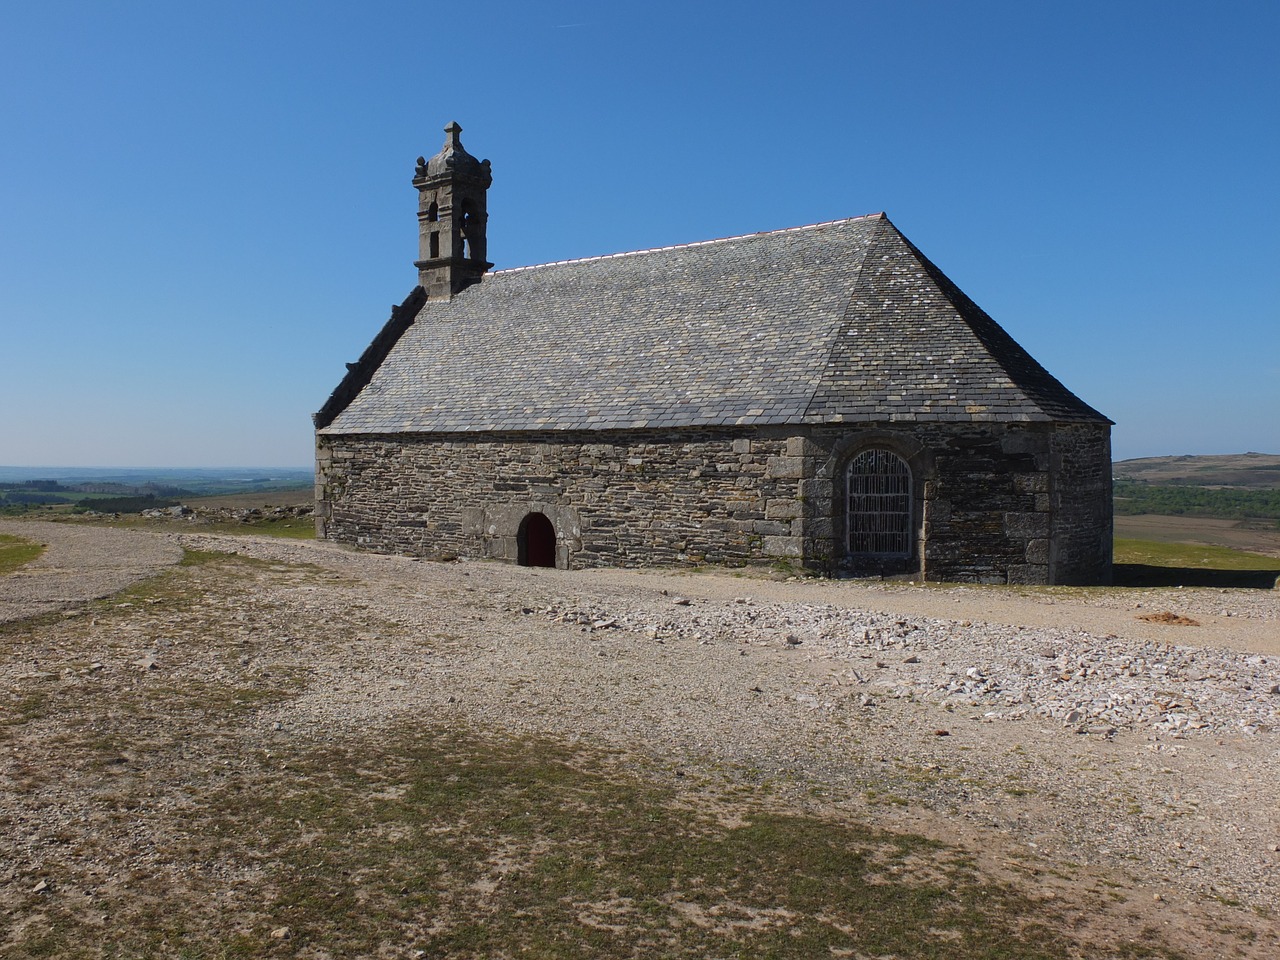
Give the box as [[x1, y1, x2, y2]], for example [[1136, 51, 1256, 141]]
[[3, 520, 1279, 957]]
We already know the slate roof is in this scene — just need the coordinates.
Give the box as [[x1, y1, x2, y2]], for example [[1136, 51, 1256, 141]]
[[317, 214, 1109, 434]]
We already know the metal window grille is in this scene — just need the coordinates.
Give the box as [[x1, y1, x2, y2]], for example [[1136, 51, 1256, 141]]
[[846, 449, 912, 556]]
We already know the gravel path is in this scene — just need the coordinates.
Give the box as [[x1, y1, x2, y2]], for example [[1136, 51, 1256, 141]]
[[0, 520, 183, 623]]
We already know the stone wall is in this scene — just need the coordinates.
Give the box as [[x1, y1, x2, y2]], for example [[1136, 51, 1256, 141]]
[[798, 423, 1050, 583], [1049, 422, 1114, 585], [316, 421, 1112, 584], [315, 428, 800, 568]]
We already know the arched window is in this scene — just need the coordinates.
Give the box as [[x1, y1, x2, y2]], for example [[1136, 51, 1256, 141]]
[[846, 449, 912, 557], [426, 200, 439, 222]]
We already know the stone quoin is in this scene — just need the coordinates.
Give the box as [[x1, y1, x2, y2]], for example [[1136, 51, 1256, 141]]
[[315, 122, 1113, 585]]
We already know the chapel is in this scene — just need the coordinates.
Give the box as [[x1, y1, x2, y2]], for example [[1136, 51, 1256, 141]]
[[314, 123, 1113, 584]]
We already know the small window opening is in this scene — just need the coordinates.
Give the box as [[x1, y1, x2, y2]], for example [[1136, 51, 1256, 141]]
[[846, 449, 912, 556], [459, 200, 474, 259], [429, 231, 439, 258], [518, 513, 556, 568], [426, 201, 438, 222]]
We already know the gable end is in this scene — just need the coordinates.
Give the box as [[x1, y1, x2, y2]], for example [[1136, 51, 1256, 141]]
[[313, 285, 427, 430]]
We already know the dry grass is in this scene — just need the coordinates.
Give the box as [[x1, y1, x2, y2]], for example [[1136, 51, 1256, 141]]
[[1114, 514, 1280, 559], [0, 552, 1198, 959]]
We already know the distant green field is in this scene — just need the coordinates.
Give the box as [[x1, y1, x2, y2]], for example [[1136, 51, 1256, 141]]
[[1114, 479, 1280, 521], [1113, 537, 1280, 589], [1115, 537, 1277, 569]]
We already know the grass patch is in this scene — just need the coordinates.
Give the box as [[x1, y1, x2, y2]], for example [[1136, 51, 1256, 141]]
[[2, 690, 49, 726], [0, 533, 45, 574], [186, 516, 316, 539], [1113, 538, 1280, 589], [176, 547, 316, 570], [5, 725, 1171, 959], [68, 514, 316, 539], [67, 548, 329, 619]]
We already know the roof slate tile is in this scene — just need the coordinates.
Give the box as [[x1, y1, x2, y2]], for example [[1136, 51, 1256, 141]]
[[320, 215, 1107, 434]]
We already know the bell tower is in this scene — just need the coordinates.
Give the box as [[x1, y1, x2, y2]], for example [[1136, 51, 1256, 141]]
[[413, 121, 493, 299]]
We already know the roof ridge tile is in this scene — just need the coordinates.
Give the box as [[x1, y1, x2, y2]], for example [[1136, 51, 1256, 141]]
[[492, 213, 887, 275]]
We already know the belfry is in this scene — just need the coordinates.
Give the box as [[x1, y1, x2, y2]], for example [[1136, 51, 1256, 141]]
[[412, 121, 493, 300]]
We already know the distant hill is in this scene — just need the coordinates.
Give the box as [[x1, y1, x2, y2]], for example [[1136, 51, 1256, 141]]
[[0, 467, 313, 497], [1114, 453, 1280, 490]]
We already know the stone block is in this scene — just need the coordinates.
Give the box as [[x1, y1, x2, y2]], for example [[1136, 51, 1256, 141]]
[[1007, 563, 1049, 585], [752, 520, 790, 537], [763, 535, 804, 558], [765, 456, 804, 479], [732, 438, 751, 454], [797, 477, 832, 502], [1025, 538, 1050, 564], [1013, 473, 1050, 494], [1000, 432, 1049, 455], [785, 435, 821, 457], [1004, 511, 1050, 539], [809, 516, 835, 539], [460, 507, 485, 537], [765, 498, 802, 520]]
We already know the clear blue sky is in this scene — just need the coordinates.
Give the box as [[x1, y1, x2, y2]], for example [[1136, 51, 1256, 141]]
[[1, 0, 1276, 468]]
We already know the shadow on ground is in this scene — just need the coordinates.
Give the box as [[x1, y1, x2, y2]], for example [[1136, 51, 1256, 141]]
[[1114, 564, 1280, 590]]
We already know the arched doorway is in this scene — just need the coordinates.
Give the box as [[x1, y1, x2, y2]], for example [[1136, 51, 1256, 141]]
[[846, 448, 912, 558], [517, 513, 556, 568]]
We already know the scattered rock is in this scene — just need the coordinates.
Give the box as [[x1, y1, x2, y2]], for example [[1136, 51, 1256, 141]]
[[1138, 611, 1201, 626]]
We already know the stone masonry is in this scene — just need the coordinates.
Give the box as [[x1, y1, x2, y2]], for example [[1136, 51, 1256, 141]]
[[315, 421, 1111, 585]]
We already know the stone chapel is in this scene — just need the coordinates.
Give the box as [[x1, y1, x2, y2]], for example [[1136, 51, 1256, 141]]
[[314, 123, 1113, 584]]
